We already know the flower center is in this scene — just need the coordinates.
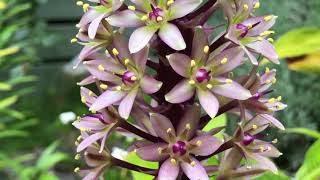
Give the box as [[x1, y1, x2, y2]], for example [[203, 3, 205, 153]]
[[195, 69, 211, 83], [122, 71, 137, 85], [242, 133, 255, 146], [172, 141, 187, 156], [236, 23, 249, 38], [149, 7, 164, 22]]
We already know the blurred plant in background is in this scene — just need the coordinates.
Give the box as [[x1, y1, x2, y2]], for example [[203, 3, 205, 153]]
[[0, 0, 67, 179]]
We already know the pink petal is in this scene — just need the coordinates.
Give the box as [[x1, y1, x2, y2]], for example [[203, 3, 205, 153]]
[[258, 114, 285, 130], [242, 45, 258, 65], [140, 76, 163, 94], [118, 88, 138, 119], [112, 33, 131, 61], [158, 158, 180, 180], [136, 143, 169, 162], [168, 0, 202, 20], [165, 80, 195, 103], [84, 59, 125, 74], [190, 135, 221, 156], [90, 90, 126, 111], [247, 40, 279, 64], [133, 46, 149, 71], [159, 23, 186, 51], [197, 89, 219, 118], [84, 61, 122, 83], [129, 26, 158, 53], [150, 113, 175, 142], [106, 10, 143, 27], [213, 47, 245, 75], [177, 104, 201, 138], [77, 75, 97, 86], [77, 132, 106, 152], [181, 157, 209, 180], [191, 27, 209, 61], [88, 12, 110, 39], [246, 16, 277, 37], [80, 87, 97, 107], [167, 53, 191, 78], [211, 78, 252, 100]]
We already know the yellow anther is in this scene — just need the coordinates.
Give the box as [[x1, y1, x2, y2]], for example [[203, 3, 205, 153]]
[[166, 128, 172, 133], [105, 49, 109, 55], [277, 96, 282, 101], [75, 154, 81, 160], [257, 37, 264, 41], [252, 124, 258, 129], [267, 38, 274, 42], [167, 0, 174, 6], [188, 80, 196, 85], [91, 110, 97, 114], [156, 16, 163, 21], [246, 165, 252, 169], [276, 104, 281, 109], [220, 57, 228, 64], [206, 84, 213, 89], [75, 24, 81, 28], [170, 158, 177, 165], [272, 139, 278, 144], [112, 48, 119, 55], [190, 161, 196, 167], [254, 2, 260, 9], [76, 1, 83, 6], [80, 128, 86, 132], [140, 15, 148, 21], [124, 58, 130, 65], [75, 141, 80, 146], [196, 140, 202, 146], [267, 146, 271, 151], [260, 30, 275, 36], [131, 76, 137, 81], [272, 77, 277, 84], [74, 167, 80, 173], [77, 135, 82, 141], [185, 123, 191, 130], [100, 84, 108, 90], [116, 86, 122, 91], [70, 38, 78, 43], [268, 98, 275, 103], [81, 96, 86, 103], [247, 23, 253, 29], [203, 45, 210, 53], [82, 3, 90, 12], [157, 147, 162, 154], [128, 5, 136, 11], [260, 146, 265, 152], [98, 64, 105, 71], [265, 80, 271, 84], [86, 128, 92, 133], [190, 60, 196, 67], [88, 91, 94, 97], [279, 152, 283, 156], [243, 4, 249, 10], [225, 79, 233, 84], [265, 67, 270, 73], [264, 15, 273, 21]]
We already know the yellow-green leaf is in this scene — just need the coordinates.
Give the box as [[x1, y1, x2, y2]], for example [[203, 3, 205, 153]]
[[0, 96, 18, 109], [125, 152, 158, 180], [0, 82, 11, 91], [0, 46, 20, 58]]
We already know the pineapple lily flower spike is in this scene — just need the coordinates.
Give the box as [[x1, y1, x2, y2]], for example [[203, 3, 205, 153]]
[[71, 0, 287, 179]]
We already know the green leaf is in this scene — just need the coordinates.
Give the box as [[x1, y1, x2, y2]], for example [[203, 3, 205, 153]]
[[125, 152, 158, 180], [284, 128, 320, 139], [202, 114, 227, 139], [254, 171, 290, 180], [0, 82, 11, 91], [296, 140, 320, 180], [274, 27, 320, 58], [0, 108, 25, 120], [0, 95, 18, 109], [36, 141, 67, 171], [39, 172, 59, 180], [7, 75, 37, 85], [0, 130, 28, 139]]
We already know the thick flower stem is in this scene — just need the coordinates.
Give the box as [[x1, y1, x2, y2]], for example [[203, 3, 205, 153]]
[[117, 118, 160, 143], [111, 157, 158, 176], [197, 139, 234, 161]]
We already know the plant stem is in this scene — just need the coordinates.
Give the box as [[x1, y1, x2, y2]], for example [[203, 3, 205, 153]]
[[118, 118, 160, 143], [111, 157, 158, 176]]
